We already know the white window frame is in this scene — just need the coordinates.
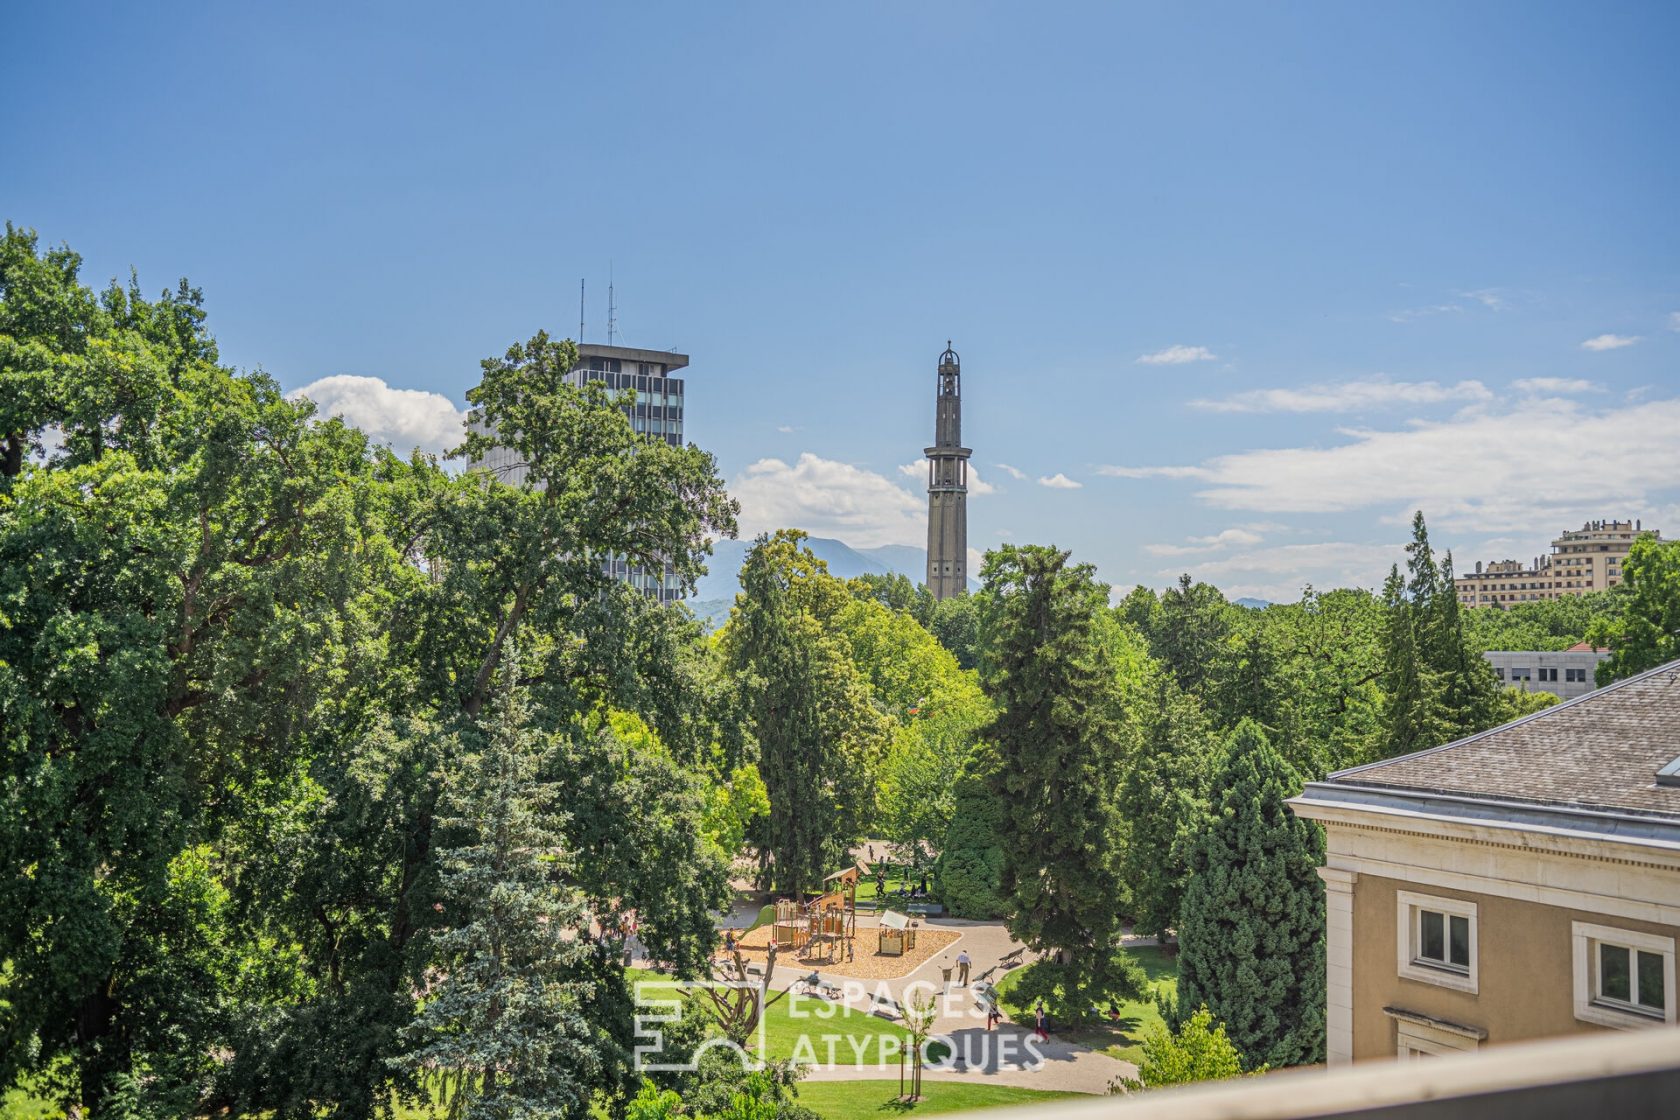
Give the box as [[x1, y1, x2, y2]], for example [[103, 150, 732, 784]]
[[1572, 922, 1676, 1029], [1396, 890, 1478, 994]]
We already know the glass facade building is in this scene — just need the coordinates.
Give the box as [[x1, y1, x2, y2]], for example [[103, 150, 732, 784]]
[[568, 345, 690, 603]]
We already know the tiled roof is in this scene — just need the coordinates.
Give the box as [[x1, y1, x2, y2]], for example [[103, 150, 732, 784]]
[[1327, 659, 1680, 820]]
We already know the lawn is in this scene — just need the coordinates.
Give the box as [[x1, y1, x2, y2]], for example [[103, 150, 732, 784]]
[[793, 1079, 1082, 1120], [993, 944, 1178, 1065]]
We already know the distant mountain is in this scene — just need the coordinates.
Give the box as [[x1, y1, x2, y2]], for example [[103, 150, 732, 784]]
[[687, 536, 974, 629], [1233, 596, 1272, 609], [855, 544, 930, 579]]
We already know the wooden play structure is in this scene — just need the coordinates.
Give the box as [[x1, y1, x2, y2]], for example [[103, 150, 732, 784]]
[[771, 862, 863, 962], [877, 909, 919, 957]]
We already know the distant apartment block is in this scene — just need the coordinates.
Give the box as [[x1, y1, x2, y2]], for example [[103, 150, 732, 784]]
[[1291, 660, 1680, 1064], [473, 342, 691, 604], [1484, 644, 1611, 700], [1455, 519, 1662, 608]]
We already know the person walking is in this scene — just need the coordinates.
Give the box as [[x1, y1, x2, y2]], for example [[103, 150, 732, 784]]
[[985, 998, 1001, 1031], [956, 949, 972, 986], [1033, 1000, 1049, 1042]]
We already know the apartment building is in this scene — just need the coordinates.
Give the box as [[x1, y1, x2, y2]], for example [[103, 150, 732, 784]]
[[1483, 644, 1610, 700], [1455, 519, 1660, 608], [1289, 660, 1680, 1063]]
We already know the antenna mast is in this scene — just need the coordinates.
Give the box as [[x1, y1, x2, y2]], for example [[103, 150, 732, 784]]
[[578, 279, 585, 343], [607, 263, 617, 346]]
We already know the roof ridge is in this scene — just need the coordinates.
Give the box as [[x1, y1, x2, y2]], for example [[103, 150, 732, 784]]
[[1328, 655, 1680, 782]]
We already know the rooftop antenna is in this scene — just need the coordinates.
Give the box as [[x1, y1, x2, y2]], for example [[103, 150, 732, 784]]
[[578, 279, 585, 343], [607, 263, 617, 346]]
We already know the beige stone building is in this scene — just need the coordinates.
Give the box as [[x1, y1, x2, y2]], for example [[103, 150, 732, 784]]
[[1289, 660, 1680, 1063], [1455, 519, 1660, 608]]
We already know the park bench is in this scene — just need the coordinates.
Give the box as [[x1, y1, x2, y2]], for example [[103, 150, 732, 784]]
[[869, 993, 903, 1021], [998, 947, 1025, 970]]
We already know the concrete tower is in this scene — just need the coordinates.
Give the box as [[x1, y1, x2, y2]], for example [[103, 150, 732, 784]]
[[925, 342, 971, 599]]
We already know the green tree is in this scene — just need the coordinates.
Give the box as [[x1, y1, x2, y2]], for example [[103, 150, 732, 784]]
[[397, 656, 598, 1120], [1378, 562, 1448, 759], [845, 572, 933, 625], [1151, 575, 1233, 697], [1175, 721, 1324, 1069], [1590, 537, 1680, 685], [1376, 514, 1505, 761], [1263, 587, 1385, 776], [928, 593, 982, 670], [1115, 1007, 1251, 1091], [1117, 674, 1219, 941], [978, 545, 1132, 1002], [0, 230, 394, 1114], [719, 532, 891, 894], [936, 748, 1008, 919], [1461, 590, 1622, 653]]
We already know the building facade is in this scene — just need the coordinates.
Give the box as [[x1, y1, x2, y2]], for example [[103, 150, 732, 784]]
[[1483, 644, 1610, 700], [1290, 661, 1680, 1065], [472, 341, 691, 604], [1455, 519, 1661, 608], [924, 342, 970, 600]]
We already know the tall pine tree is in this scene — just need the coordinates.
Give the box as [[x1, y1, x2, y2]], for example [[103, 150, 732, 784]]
[[1377, 513, 1503, 759], [978, 545, 1132, 1000], [398, 654, 600, 1120], [1175, 721, 1324, 1069]]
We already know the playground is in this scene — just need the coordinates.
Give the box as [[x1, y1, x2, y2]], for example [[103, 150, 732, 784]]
[[723, 863, 961, 979]]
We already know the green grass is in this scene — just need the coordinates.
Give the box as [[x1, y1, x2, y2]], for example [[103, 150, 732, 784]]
[[761, 989, 950, 1065], [993, 944, 1178, 1064], [793, 1080, 1082, 1120]]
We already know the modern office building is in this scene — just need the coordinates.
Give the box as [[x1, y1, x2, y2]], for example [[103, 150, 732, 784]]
[[1483, 644, 1611, 700], [1290, 659, 1680, 1064], [472, 341, 691, 604], [1455, 520, 1661, 608], [924, 342, 970, 600]]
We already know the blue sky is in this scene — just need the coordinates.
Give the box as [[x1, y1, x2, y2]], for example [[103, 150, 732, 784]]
[[7, 1, 1678, 600]]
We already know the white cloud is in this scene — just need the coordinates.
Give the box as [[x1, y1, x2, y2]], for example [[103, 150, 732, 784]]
[[777, 424, 800, 433], [1511, 377, 1598, 395], [1097, 464, 1215, 480], [1111, 396, 1680, 534], [1581, 334, 1640, 351], [1161, 542, 1405, 603], [732, 452, 924, 548], [289, 375, 467, 456], [1038, 472, 1082, 489], [1666, 311, 1680, 332], [1462, 288, 1510, 311], [897, 460, 995, 495], [1143, 527, 1267, 557], [1190, 376, 1491, 414], [995, 462, 1028, 481], [1386, 304, 1464, 323], [1137, 344, 1218, 366]]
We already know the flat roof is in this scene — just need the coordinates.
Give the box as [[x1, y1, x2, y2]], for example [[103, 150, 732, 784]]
[[577, 342, 689, 372], [1304, 659, 1680, 824]]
